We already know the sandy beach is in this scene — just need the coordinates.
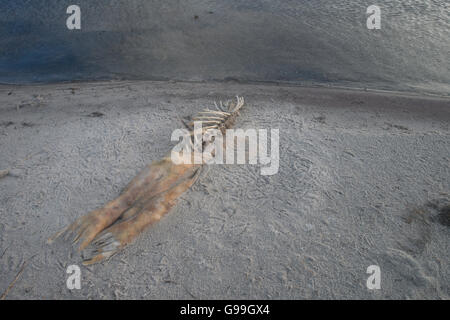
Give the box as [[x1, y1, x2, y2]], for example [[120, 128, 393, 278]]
[[0, 80, 448, 299]]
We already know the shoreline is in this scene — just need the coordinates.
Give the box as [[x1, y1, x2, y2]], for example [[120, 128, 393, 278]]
[[1, 79, 449, 100]]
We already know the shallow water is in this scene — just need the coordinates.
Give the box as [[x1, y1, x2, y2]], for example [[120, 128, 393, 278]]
[[0, 0, 449, 95]]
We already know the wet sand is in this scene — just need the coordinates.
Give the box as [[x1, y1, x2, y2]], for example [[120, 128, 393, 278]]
[[0, 80, 449, 299]]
